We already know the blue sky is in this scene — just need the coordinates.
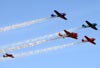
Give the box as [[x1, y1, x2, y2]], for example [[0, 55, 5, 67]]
[[0, 0, 100, 68]]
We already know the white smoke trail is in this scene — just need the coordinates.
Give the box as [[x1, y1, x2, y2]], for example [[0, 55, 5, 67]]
[[0, 37, 60, 53], [15, 42, 82, 58], [0, 17, 54, 32], [0, 42, 82, 61], [0, 26, 83, 53], [0, 26, 83, 49]]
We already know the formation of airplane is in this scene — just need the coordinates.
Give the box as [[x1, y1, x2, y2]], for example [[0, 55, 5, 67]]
[[3, 53, 14, 58], [82, 36, 96, 45], [53, 10, 98, 45], [58, 30, 78, 39], [51, 10, 67, 20], [82, 20, 98, 30], [1, 10, 98, 59]]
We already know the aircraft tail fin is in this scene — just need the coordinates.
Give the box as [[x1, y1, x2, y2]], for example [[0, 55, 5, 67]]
[[51, 14, 57, 17], [82, 24, 88, 28], [62, 13, 66, 16], [93, 23, 97, 26], [3, 55, 6, 57], [82, 39, 85, 42]]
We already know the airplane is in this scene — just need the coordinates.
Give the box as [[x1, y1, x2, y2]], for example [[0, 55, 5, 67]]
[[51, 10, 67, 20], [82, 36, 96, 45], [58, 29, 78, 39], [82, 20, 98, 30], [3, 53, 14, 58]]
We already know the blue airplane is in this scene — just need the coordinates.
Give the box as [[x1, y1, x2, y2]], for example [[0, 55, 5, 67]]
[[82, 20, 98, 30], [51, 10, 67, 20]]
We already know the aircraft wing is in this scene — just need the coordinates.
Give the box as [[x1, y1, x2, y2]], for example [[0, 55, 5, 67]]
[[64, 30, 70, 35], [54, 10, 61, 16], [86, 21, 92, 26], [92, 26, 98, 30], [91, 41, 96, 45], [62, 16, 67, 20], [84, 36, 90, 40]]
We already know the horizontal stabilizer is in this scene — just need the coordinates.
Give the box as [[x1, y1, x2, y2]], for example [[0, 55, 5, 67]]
[[51, 14, 56, 17], [82, 24, 88, 28]]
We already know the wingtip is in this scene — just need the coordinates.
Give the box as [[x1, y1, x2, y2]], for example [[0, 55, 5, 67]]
[[85, 20, 88, 22]]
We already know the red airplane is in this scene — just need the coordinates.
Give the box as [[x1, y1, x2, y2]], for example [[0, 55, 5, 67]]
[[51, 10, 67, 20], [3, 53, 14, 58], [82, 36, 96, 45], [58, 30, 78, 39]]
